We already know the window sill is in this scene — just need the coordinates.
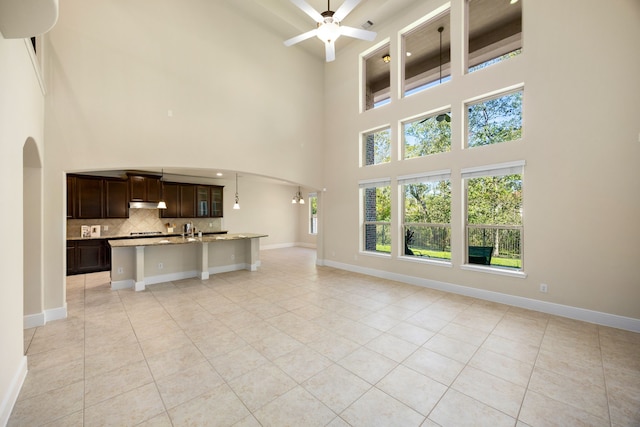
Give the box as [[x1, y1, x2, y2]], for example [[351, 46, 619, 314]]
[[399, 255, 452, 268], [460, 264, 527, 279]]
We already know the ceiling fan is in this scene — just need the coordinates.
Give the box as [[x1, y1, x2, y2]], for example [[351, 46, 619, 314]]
[[283, 0, 377, 62]]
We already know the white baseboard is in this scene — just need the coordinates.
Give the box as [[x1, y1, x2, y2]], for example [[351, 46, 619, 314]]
[[111, 279, 135, 290], [0, 355, 28, 427], [261, 242, 295, 250], [324, 260, 640, 333], [23, 312, 45, 329], [146, 270, 198, 286], [45, 305, 67, 323]]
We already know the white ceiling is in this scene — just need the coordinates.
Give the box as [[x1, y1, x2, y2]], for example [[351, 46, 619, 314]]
[[225, 0, 418, 60]]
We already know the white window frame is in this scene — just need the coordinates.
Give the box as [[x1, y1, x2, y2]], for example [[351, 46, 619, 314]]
[[359, 178, 392, 256]]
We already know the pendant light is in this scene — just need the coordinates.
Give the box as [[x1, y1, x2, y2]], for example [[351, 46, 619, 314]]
[[435, 26, 451, 123], [292, 187, 305, 204], [233, 173, 240, 210], [157, 169, 167, 209]]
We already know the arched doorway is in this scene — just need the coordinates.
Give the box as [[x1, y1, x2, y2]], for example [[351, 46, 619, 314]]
[[23, 137, 44, 327]]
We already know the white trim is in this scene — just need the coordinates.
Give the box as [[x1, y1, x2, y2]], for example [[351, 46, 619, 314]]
[[296, 242, 317, 249], [262, 242, 296, 250], [358, 177, 392, 188], [398, 255, 453, 268], [323, 260, 640, 333], [398, 169, 451, 185], [111, 279, 135, 290], [23, 312, 45, 329], [461, 160, 525, 178], [145, 270, 199, 285], [359, 250, 392, 259], [45, 305, 67, 323], [209, 263, 253, 274], [0, 355, 28, 427], [461, 263, 527, 278]]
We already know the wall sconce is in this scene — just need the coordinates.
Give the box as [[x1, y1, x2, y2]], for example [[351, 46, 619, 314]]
[[292, 186, 305, 204], [382, 54, 391, 63], [233, 173, 240, 210]]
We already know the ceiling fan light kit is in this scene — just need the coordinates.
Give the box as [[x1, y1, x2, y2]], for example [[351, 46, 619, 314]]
[[284, 0, 377, 62]]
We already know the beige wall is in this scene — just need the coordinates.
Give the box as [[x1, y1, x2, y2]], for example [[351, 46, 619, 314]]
[[0, 36, 44, 423], [323, 0, 640, 320]]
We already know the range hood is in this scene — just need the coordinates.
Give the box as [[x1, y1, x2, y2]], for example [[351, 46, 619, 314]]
[[129, 201, 161, 209]]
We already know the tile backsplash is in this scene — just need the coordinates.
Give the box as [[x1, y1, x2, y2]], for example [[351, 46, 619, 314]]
[[67, 208, 223, 238]]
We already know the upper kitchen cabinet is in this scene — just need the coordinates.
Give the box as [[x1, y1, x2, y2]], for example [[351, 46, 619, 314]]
[[104, 178, 129, 218], [67, 175, 76, 218], [211, 186, 223, 217], [75, 176, 104, 219], [196, 185, 210, 217], [128, 173, 161, 202], [179, 184, 196, 218], [160, 182, 179, 218]]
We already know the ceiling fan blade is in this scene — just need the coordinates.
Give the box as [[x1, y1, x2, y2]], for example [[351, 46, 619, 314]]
[[290, 0, 323, 22], [325, 41, 336, 62], [333, 0, 361, 22], [340, 25, 377, 41], [284, 29, 318, 46]]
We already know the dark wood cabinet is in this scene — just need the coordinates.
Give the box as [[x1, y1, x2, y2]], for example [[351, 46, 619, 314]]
[[67, 239, 110, 275], [67, 175, 76, 218], [196, 185, 210, 217], [128, 174, 161, 202], [104, 179, 129, 218], [160, 182, 180, 218], [179, 184, 196, 218], [75, 176, 104, 219], [211, 186, 223, 217]]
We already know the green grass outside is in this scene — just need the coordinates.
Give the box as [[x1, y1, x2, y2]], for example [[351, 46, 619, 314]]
[[374, 245, 522, 269]]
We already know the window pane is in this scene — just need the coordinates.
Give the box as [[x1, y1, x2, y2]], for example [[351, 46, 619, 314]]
[[309, 194, 317, 234], [466, 174, 523, 269], [364, 44, 391, 111], [403, 12, 450, 96], [363, 127, 391, 166], [363, 185, 391, 253], [404, 113, 451, 159], [467, 90, 522, 148], [403, 180, 451, 260], [467, 0, 522, 72]]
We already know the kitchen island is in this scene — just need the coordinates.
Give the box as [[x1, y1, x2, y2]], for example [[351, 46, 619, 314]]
[[108, 233, 267, 291]]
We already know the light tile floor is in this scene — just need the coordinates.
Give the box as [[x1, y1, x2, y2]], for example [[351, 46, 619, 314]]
[[10, 247, 640, 426]]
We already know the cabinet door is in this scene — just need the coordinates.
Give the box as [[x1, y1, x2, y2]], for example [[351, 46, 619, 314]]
[[76, 177, 104, 219], [66, 242, 76, 275], [210, 186, 223, 217], [76, 240, 104, 273], [129, 175, 146, 201], [179, 185, 196, 218], [196, 186, 210, 217], [67, 175, 76, 219], [105, 179, 129, 218], [146, 178, 161, 203], [160, 182, 179, 218]]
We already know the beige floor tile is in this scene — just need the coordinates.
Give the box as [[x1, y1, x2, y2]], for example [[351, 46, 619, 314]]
[[482, 334, 540, 365], [84, 341, 146, 379], [228, 363, 297, 411], [210, 344, 270, 381], [84, 359, 154, 407], [234, 322, 280, 343], [452, 365, 526, 417], [155, 361, 224, 409], [168, 383, 251, 426], [405, 310, 450, 332], [429, 389, 515, 427], [84, 382, 165, 426], [469, 347, 533, 387], [386, 321, 434, 346], [138, 328, 194, 358], [251, 330, 304, 360], [518, 390, 609, 427], [233, 414, 263, 427], [338, 347, 397, 384], [9, 381, 84, 427], [439, 321, 490, 346], [376, 364, 447, 416], [273, 345, 333, 382], [145, 342, 207, 380], [20, 356, 84, 400], [535, 348, 605, 388], [193, 330, 247, 359], [253, 385, 336, 427], [42, 410, 84, 427], [341, 387, 425, 426], [335, 319, 382, 345], [423, 333, 478, 364], [302, 364, 371, 413], [403, 348, 465, 386], [365, 332, 419, 362], [359, 312, 400, 332], [528, 366, 609, 420]]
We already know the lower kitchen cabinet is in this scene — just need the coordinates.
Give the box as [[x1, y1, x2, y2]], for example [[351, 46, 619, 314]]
[[67, 239, 111, 275]]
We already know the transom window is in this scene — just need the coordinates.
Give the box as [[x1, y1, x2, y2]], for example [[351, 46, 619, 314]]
[[362, 126, 391, 166], [403, 111, 451, 159], [467, 89, 523, 148]]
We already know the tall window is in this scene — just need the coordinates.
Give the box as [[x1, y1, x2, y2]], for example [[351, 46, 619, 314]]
[[463, 162, 524, 270], [402, 10, 450, 96], [363, 43, 391, 110], [361, 179, 391, 254], [467, 0, 522, 72], [403, 111, 451, 159], [467, 89, 523, 148], [309, 193, 318, 235], [400, 171, 451, 261], [362, 127, 391, 166]]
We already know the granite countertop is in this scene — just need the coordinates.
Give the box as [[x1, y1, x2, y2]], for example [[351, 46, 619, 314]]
[[107, 233, 268, 248], [67, 231, 228, 241]]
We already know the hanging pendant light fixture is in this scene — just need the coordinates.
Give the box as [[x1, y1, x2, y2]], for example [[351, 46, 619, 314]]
[[157, 169, 167, 209], [436, 26, 451, 123], [233, 173, 240, 210], [292, 186, 305, 204]]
